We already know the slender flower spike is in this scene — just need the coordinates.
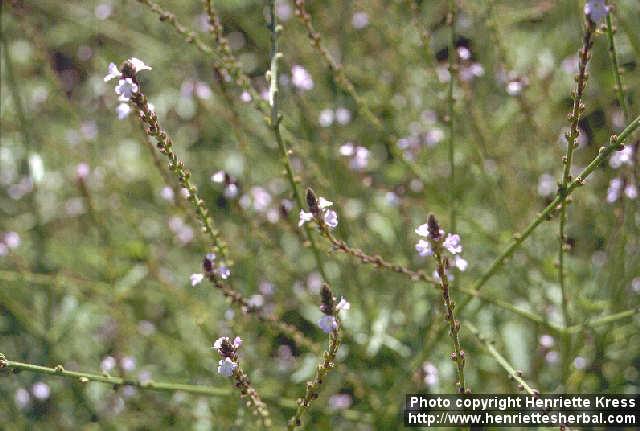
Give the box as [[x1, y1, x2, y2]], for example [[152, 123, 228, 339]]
[[318, 315, 338, 333], [299, 209, 314, 226], [217, 357, 237, 377], [116, 103, 131, 120], [115, 78, 138, 101], [318, 197, 333, 209], [584, 0, 609, 23], [416, 239, 433, 257], [336, 297, 350, 312], [190, 273, 204, 286], [104, 63, 120, 82], [323, 209, 338, 228], [129, 57, 152, 72], [443, 233, 462, 255]]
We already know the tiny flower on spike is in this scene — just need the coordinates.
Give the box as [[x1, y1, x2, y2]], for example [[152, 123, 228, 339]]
[[299, 209, 314, 226], [318, 315, 338, 333], [217, 357, 237, 377], [416, 239, 433, 257], [323, 209, 338, 228], [336, 297, 350, 312], [115, 78, 138, 101], [129, 57, 152, 72], [104, 63, 120, 82], [318, 197, 333, 209], [443, 233, 462, 255]]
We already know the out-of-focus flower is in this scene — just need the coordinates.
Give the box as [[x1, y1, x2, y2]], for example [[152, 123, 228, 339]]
[[329, 393, 353, 410], [416, 239, 433, 257], [190, 273, 204, 286], [584, 0, 609, 22], [291, 65, 313, 91], [335, 107, 351, 125], [216, 266, 231, 280], [625, 184, 638, 199], [32, 382, 50, 400], [454, 255, 468, 271], [4, 232, 21, 249], [101, 356, 116, 372], [539, 334, 555, 348], [319, 109, 334, 127], [537, 173, 556, 197], [116, 103, 131, 120], [606, 177, 622, 203], [352, 11, 369, 29], [609, 146, 633, 169]]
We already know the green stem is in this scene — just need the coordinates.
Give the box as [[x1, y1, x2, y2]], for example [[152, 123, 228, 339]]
[[268, 0, 327, 280], [447, 0, 457, 233], [465, 323, 538, 395], [605, 12, 630, 122]]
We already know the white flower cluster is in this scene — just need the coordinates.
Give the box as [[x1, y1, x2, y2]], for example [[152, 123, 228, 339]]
[[213, 336, 242, 377], [415, 223, 468, 272], [103, 58, 152, 119], [318, 297, 350, 333], [190, 253, 231, 287], [299, 196, 338, 229]]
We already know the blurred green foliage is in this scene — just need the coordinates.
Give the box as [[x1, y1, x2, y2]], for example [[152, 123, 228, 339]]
[[1, 0, 639, 429]]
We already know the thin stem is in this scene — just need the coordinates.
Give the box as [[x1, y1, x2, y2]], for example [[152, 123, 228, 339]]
[[1, 355, 229, 397], [317, 223, 437, 284], [605, 11, 630, 122], [465, 323, 538, 395], [268, 0, 327, 280], [447, 0, 457, 233], [565, 307, 638, 334]]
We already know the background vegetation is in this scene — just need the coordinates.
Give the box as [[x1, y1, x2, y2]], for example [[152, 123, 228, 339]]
[[1, 0, 639, 429]]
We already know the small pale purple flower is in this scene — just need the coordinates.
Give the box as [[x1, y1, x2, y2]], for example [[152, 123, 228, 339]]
[[415, 239, 433, 257], [318, 315, 338, 333], [336, 296, 350, 312], [443, 233, 462, 254], [323, 209, 338, 228], [584, 0, 609, 23], [217, 357, 237, 377], [299, 209, 313, 226], [115, 78, 138, 101], [104, 62, 120, 82], [607, 177, 622, 203]]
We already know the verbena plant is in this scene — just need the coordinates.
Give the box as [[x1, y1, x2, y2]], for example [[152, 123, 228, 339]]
[[1, 0, 638, 429]]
